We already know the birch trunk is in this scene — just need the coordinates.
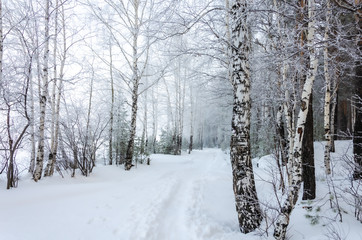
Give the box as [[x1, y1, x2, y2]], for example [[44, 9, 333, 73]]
[[230, 0, 262, 233], [176, 68, 186, 155], [273, 0, 289, 170], [83, 69, 94, 176], [323, 0, 332, 175], [51, 3, 66, 176], [109, 42, 115, 165], [44, 2, 66, 176], [188, 85, 194, 154], [141, 76, 148, 158], [274, 0, 318, 238], [125, 82, 139, 170], [28, 69, 36, 173], [283, 71, 296, 186], [151, 84, 158, 154], [125, 0, 140, 171], [30, 2, 41, 173], [33, 0, 50, 182], [45, 0, 59, 177], [173, 53, 185, 156]]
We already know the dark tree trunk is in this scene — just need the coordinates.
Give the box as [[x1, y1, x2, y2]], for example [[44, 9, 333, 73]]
[[302, 93, 316, 200], [188, 135, 193, 154], [7, 151, 15, 189], [353, 19, 362, 179], [277, 106, 288, 166], [330, 89, 338, 152], [353, 99, 362, 179]]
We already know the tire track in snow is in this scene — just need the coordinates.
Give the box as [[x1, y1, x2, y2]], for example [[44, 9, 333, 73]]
[[126, 171, 184, 240], [124, 149, 237, 240], [187, 150, 240, 240]]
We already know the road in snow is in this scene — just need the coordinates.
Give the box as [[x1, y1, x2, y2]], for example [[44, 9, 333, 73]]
[[2, 143, 361, 240], [0, 149, 242, 240]]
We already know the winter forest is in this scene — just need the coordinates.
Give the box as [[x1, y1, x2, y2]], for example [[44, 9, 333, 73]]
[[0, 0, 361, 239]]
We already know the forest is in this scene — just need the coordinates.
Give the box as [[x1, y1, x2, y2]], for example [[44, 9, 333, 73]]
[[0, 0, 361, 240]]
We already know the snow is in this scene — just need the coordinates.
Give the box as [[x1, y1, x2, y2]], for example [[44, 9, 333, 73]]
[[1, 141, 362, 240]]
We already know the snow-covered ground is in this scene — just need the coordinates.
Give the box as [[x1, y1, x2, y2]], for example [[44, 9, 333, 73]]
[[1, 141, 361, 240]]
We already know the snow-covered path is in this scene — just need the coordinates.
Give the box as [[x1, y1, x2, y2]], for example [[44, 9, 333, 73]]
[[0, 149, 242, 240], [2, 143, 362, 240]]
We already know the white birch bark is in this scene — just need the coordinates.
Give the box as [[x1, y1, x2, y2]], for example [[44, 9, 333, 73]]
[[141, 76, 148, 157], [323, 0, 332, 175], [230, 0, 262, 233], [125, 0, 140, 170], [188, 84, 194, 154], [175, 65, 186, 155], [163, 77, 174, 134], [45, 0, 59, 177], [273, 0, 293, 182], [28, 68, 36, 173], [109, 41, 115, 165], [284, 76, 298, 184], [28, 2, 38, 174], [173, 52, 183, 155], [274, 0, 318, 238], [281, 67, 296, 186], [52, 3, 66, 176], [83, 69, 94, 176], [44, 2, 67, 176], [151, 84, 158, 154], [33, 0, 50, 182]]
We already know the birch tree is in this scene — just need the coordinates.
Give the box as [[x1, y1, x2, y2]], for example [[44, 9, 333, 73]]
[[33, 0, 50, 182], [108, 41, 115, 165], [324, 0, 332, 175], [151, 83, 158, 154], [45, 0, 58, 176], [274, 0, 319, 238], [123, 0, 141, 170], [44, 0, 60, 177], [229, 0, 262, 233], [27, 0, 42, 174], [88, 0, 160, 170], [188, 82, 194, 154]]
